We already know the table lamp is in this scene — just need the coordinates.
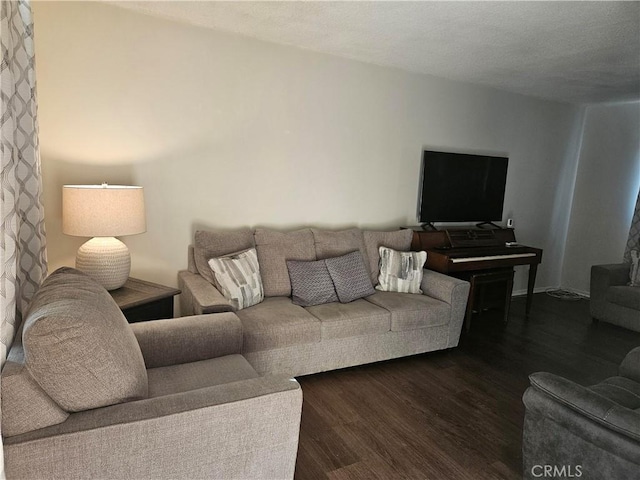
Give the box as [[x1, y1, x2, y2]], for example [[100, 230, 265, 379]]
[[62, 184, 146, 290]]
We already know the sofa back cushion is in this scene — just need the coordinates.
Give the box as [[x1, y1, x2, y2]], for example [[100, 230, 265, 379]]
[[363, 229, 414, 285], [255, 228, 316, 297], [312, 228, 371, 273], [194, 228, 255, 285], [22, 267, 148, 412]]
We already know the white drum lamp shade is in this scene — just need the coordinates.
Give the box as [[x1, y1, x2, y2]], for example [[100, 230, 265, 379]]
[[62, 185, 146, 290]]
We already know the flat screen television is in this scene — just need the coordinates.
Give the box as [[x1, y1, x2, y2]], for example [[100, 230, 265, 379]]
[[418, 150, 508, 224]]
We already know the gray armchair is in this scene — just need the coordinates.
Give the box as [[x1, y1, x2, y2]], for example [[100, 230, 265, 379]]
[[590, 263, 640, 332], [2, 268, 302, 480], [522, 347, 640, 479]]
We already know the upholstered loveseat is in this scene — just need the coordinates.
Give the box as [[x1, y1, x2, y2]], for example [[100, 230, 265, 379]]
[[2, 268, 302, 480], [178, 227, 470, 377], [522, 346, 640, 479], [591, 263, 640, 332]]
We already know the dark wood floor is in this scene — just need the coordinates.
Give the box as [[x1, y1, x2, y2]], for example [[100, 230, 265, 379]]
[[294, 293, 640, 480]]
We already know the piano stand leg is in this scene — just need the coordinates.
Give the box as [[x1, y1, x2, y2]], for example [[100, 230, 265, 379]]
[[464, 280, 477, 333], [526, 264, 538, 316], [504, 272, 514, 324]]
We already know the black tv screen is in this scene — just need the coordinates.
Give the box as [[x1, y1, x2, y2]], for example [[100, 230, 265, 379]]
[[418, 150, 508, 223]]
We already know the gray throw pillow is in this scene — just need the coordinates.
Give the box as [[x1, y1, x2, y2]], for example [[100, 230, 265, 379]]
[[287, 259, 339, 307], [22, 267, 148, 412], [325, 251, 375, 303]]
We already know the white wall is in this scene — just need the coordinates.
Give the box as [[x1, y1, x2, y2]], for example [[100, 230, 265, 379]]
[[562, 102, 640, 295], [33, 1, 583, 294]]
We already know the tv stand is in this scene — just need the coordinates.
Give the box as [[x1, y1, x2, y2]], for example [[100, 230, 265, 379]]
[[475, 221, 502, 229]]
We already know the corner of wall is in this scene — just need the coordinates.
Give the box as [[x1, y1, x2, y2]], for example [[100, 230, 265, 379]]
[[554, 105, 588, 287]]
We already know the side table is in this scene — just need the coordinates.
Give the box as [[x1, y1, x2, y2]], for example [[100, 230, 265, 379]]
[[109, 277, 181, 323]]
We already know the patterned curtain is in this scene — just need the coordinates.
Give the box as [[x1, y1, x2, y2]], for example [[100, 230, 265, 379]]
[[625, 187, 640, 263], [1, 1, 46, 476]]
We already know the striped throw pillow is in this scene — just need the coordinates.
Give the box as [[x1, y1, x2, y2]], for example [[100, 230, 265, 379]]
[[208, 248, 264, 310], [376, 246, 427, 294], [630, 250, 640, 287]]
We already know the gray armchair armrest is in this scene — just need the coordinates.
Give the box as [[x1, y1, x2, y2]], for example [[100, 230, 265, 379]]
[[421, 269, 470, 348], [523, 372, 640, 478], [130, 313, 242, 368], [620, 346, 640, 383], [178, 270, 233, 315], [4, 376, 302, 480], [525, 372, 640, 443], [591, 264, 630, 297], [590, 264, 631, 322]]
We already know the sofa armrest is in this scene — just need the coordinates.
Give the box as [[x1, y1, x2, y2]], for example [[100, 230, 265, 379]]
[[620, 346, 640, 383], [130, 313, 242, 368], [4, 376, 302, 480], [178, 270, 233, 316], [421, 269, 469, 304], [525, 372, 640, 442], [421, 269, 470, 348]]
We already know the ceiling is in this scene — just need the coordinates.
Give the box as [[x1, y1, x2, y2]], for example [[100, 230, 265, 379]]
[[110, 1, 640, 105]]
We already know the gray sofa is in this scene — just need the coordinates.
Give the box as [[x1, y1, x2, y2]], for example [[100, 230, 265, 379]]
[[522, 346, 640, 479], [2, 268, 302, 480], [178, 227, 470, 377], [591, 263, 640, 332]]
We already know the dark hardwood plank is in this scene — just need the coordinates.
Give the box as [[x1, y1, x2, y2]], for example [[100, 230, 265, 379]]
[[294, 293, 640, 479]]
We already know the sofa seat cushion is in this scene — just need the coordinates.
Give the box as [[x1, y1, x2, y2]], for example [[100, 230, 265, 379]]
[[147, 355, 259, 397], [366, 291, 450, 331], [236, 297, 321, 352], [255, 228, 316, 297], [588, 377, 640, 410], [22, 267, 148, 412], [1, 342, 69, 437], [606, 286, 640, 310], [306, 299, 391, 340]]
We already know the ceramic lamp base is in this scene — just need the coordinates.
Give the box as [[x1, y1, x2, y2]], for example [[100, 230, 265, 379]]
[[76, 237, 130, 291]]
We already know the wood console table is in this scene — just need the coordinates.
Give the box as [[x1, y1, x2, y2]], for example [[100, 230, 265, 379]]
[[410, 228, 543, 328]]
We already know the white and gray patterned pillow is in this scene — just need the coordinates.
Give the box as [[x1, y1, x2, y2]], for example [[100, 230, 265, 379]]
[[287, 259, 338, 307], [376, 246, 427, 294], [630, 250, 640, 287], [208, 248, 264, 310], [325, 251, 375, 303]]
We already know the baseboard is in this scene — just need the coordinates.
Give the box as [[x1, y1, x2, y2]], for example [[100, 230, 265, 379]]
[[512, 287, 550, 297], [512, 287, 590, 298]]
